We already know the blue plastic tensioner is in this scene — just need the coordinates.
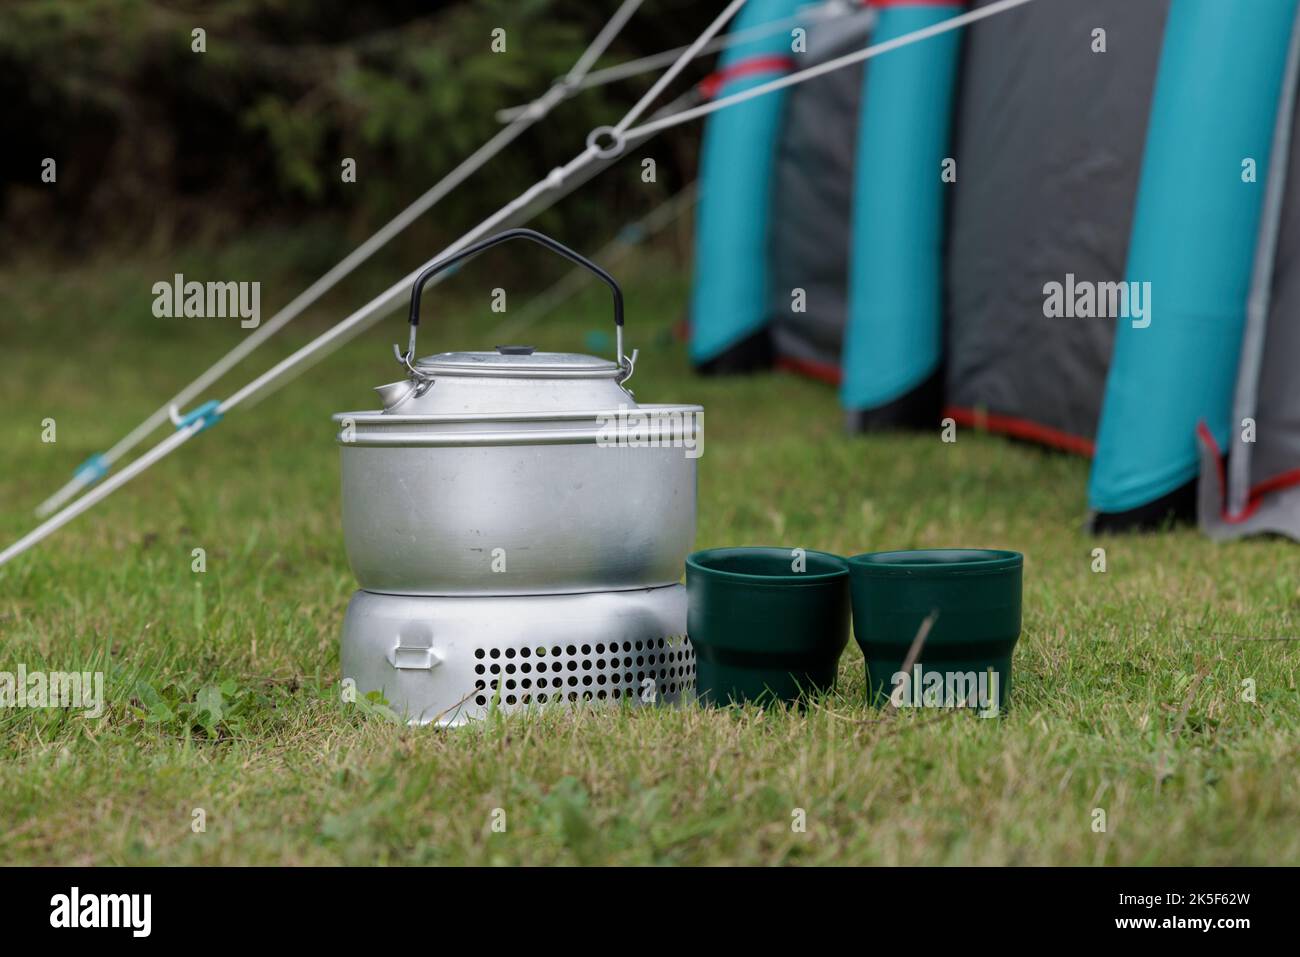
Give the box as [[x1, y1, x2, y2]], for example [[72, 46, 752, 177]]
[[74, 453, 110, 486], [171, 400, 224, 433]]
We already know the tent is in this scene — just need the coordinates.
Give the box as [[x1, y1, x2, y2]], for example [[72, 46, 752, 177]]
[[688, 0, 1300, 538]]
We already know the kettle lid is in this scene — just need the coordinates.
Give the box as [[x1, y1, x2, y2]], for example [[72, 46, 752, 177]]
[[413, 346, 622, 379]]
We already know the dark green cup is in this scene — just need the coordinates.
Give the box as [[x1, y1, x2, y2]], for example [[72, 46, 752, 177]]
[[847, 549, 1023, 712], [685, 547, 850, 706]]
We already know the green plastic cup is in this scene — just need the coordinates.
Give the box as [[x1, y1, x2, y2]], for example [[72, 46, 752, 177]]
[[847, 549, 1023, 712], [686, 547, 850, 707]]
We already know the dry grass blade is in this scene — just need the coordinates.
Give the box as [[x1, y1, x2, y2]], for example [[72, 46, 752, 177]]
[[884, 609, 939, 717], [1154, 663, 1211, 787]]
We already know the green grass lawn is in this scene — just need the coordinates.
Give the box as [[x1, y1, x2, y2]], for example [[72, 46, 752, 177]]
[[1, 234, 1298, 865]]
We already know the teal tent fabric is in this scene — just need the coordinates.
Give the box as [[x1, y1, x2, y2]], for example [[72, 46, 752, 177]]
[[840, 3, 964, 411], [689, 0, 804, 364]]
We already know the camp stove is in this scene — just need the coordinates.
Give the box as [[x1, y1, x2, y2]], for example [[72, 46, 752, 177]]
[[334, 229, 702, 725]]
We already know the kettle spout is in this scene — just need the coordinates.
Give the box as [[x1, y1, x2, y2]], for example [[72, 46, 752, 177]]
[[375, 379, 417, 412]]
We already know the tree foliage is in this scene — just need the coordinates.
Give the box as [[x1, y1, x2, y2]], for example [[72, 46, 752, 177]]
[[0, 0, 710, 252]]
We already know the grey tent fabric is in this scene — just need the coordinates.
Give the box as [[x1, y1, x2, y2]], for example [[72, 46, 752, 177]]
[[766, 10, 875, 374], [1199, 449, 1300, 541], [944, 0, 1169, 445]]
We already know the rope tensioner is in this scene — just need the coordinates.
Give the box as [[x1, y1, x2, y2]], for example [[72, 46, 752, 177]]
[[169, 400, 225, 434], [585, 126, 627, 160], [74, 453, 109, 482]]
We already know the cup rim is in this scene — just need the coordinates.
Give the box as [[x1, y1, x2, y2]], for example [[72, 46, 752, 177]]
[[847, 548, 1022, 576], [686, 546, 848, 585]]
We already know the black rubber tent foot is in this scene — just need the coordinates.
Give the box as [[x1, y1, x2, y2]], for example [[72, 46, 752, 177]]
[[845, 367, 944, 432], [1090, 478, 1198, 533], [694, 328, 774, 376]]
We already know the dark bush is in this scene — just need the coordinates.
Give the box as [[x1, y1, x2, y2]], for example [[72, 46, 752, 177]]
[[0, 0, 711, 255]]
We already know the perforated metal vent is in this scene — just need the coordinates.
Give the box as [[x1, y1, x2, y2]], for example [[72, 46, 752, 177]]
[[472, 636, 695, 708]]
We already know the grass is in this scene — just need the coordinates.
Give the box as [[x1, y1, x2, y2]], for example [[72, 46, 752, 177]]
[[1, 232, 1298, 866]]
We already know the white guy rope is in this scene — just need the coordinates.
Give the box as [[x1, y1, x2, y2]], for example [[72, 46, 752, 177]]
[[2, 0, 1045, 569], [34, 114, 538, 518], [2, 141, 631, 569], [1, 149, 601, 568], [219, 151, 602, 413], [623, 0, 1040, 140], [566, 0, 648, 84], [495, 0, 862, 123], [226, 88, 695, 411], [613, 0, 749, 135], [237, 86, 708, 407], [216, 17, 744, 414], [238, 82, 697, 411], [242, 82, 701, 409], [33, 0, 644, 519], [34, 118, 535, 519], [240, 139, 629, 410], [0, 427, 200, 568]]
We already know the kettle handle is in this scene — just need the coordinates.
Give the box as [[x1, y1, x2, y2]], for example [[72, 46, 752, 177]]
[[397, 227, 630, 380]]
